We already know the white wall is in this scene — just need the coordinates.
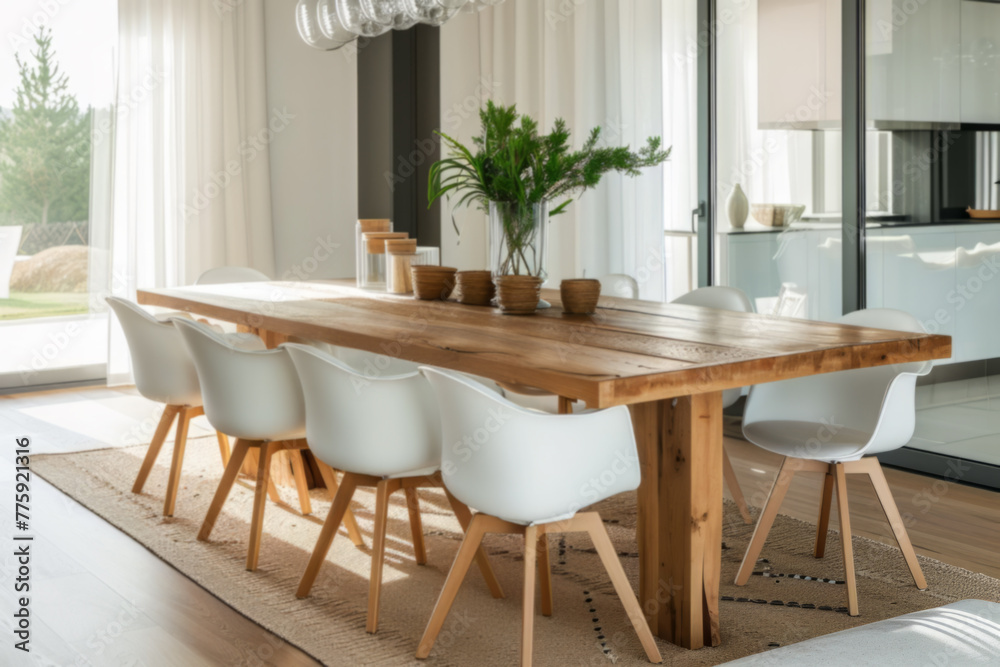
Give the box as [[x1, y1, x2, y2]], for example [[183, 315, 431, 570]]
[[263, 0, 358, 280]]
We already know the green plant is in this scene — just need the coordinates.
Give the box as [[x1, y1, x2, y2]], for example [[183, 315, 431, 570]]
[[427, 101, 669, 276]]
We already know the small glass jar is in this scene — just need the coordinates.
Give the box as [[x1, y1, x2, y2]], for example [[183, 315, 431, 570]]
[[356, 219, 392, 286], [414, 246, 440, 267], [386, 239, 419, 294], [361, 231, 408, 289]]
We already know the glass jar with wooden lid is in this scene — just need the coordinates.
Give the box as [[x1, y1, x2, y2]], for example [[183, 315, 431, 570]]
[[386, 238, 419, 294], [361, 231, 408, 289], [355, 219, 392, 286]]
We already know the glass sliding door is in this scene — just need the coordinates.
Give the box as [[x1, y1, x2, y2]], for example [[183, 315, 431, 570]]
[[712, 0, 843, 321], [865, 0, 1000, 487], [0, 1, 117, 389]]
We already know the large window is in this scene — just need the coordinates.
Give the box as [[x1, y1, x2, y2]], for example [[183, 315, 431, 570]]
[[0, 1, 116, 388]]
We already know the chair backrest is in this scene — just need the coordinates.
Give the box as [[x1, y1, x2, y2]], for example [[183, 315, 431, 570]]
[[421, 366, 640, 525], [599, 273, 639, 299], [195, 266, 271, 285], [173, 318, 305, 441], [744, 308, 931, 458], [671, 286, 754, 408], [671, 285, 754, 313], [106, 297, 202, 406], [284, 343, 439, 477]]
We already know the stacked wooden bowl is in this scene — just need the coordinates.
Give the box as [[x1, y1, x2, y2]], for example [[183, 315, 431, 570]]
[[456, 270, 496, 306], [411, 265, 457, 300], [494, 275, 543, 315], [560, 279, 601, 314]]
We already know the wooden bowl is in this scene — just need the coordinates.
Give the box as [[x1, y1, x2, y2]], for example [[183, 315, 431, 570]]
[[456, 271, 496, 306], [967, 207, 1000, 220], [411, 266, 457, 300], [560, 279, 601, 314], [494, 275, 542, 315], [751, 204, 806, 227]]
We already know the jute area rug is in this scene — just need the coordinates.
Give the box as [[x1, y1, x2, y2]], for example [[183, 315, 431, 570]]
[[33, 438, 1000, 666]]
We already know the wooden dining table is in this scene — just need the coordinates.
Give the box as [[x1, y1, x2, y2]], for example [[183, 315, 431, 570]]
[[137, 279, 951, 650]]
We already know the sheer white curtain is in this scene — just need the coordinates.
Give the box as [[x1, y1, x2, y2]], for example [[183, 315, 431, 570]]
[[662, 0, 698, 300], [107, 0, 275, 384], [477, 0, 666, 300]]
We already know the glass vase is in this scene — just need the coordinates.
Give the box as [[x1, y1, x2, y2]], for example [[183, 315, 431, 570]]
[[488, 200, 549, 280]]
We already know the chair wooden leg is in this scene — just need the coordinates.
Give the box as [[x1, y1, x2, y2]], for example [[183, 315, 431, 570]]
[[367, 478, 401, 634], [296, 473, 360, 598], [815, 468, 835, 558], [289, 450, 313, 516], [198, 439, 253, 541], [163, 406, 192, 517], [316, 463, 364, 547], [404, 487, 427, 565], [536, 530, 553, 617], [246, 442, 276, 572], [735, 457, 798, 585], [723, 447, 753, 524], [584, 514, 663, 664], [443, 490, 504, 599], [416, 514, 489, 660], [132, 405, 179, 494], [557, 396, 573, 414], [216, 431, 231, 467], [833, 463, 859, 616], [521, 524, 538, 667], [864, 460, 927, 590]]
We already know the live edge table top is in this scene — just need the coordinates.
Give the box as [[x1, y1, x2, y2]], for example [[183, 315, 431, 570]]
[[137, 279, 951, 408]]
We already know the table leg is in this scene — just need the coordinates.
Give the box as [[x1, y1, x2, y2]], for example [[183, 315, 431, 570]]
[[629, 391, 723, 649]]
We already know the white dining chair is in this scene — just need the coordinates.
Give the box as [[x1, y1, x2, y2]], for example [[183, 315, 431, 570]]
[[283, 343, 503, 634], [172, 318, 363, 571], [599, 273, 640, 299], [107, 297, 239, 517], [195, 266, 271, 285], [671, 286, 755, 524], [416, 367, 662, 666], [734, 308, 932, 616]]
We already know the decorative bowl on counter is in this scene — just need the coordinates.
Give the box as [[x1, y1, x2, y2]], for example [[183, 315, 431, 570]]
[[751, 204, 806, 227], [967, 207, 1000, 220]]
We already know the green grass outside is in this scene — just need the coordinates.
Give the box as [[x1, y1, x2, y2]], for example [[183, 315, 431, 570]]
[[0, 292, 91, 321]]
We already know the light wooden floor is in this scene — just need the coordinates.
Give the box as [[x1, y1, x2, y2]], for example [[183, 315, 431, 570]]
[[1, 387, 997, 665]]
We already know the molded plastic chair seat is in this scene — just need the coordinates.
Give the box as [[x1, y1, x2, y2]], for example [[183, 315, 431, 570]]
[[415, 367, 662, 666], [742, 420, 878, 462], [284, 343, 503, 634], [735, 308, 933, 616], [106, 296, 236, 517]]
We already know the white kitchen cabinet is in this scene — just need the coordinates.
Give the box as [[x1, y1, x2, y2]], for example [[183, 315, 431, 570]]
[[758, 0, 842, 128], [961, 0, 1000, 124], [866, 0, 961, 125], [758, 0, 963, 128]]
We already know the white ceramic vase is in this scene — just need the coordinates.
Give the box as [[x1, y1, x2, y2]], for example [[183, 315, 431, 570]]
[[727, 183, 749, 229]]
